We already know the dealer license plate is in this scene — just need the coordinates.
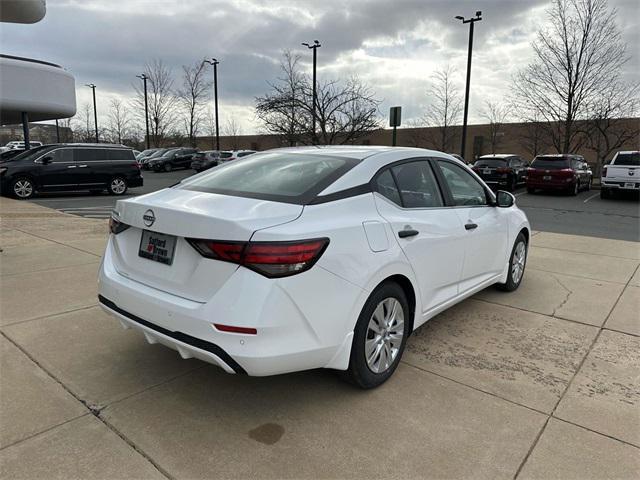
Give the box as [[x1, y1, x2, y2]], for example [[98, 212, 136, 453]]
[[138, 230, 177, 265]]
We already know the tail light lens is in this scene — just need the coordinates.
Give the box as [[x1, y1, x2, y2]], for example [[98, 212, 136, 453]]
[[109, 216, 130, 234], [186, 238, 329, 278], [602, 165, 607, 178]]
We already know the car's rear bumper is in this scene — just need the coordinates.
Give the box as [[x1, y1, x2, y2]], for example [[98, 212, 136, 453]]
[[526, 179, 573, 189], [98, 236, 363, 376], [602, 180, 640, 190]]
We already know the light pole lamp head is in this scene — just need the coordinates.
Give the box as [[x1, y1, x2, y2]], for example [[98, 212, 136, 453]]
[[455, 15, 464, 20], [475, 11, 482, 18], [85, 83, 96, 88], [204, 58, 219, 66], [136, 73, 147, 80]]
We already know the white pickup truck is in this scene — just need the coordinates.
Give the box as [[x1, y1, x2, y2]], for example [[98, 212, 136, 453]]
[[600, 151, 640, 199]]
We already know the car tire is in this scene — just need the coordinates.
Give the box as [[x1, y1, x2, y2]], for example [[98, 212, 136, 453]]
[[107, 176, 128, 196], [344, 281, 410, 389], [10, 176, 35, 199], [496, 232, 528, 292], [570, 181, 579, 196], [586, 178, 592, 191], [164, 163, 172, 172]]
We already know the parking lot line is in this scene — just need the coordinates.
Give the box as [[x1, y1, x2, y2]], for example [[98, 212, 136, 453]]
[[583, 193, 599, 203]]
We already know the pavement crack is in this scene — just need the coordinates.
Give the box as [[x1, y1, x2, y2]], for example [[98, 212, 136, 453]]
[[550, 274, 573, 317]]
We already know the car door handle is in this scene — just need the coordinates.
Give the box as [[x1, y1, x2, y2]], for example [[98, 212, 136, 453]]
[[465, 223, 478, 231], [77, 164, 88, 168], [66, 165, 77, 169], [398, 229, 419, 238]]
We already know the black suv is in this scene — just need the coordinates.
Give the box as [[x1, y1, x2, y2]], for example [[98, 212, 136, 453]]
[[148, 148, 198, 172], [0, 144, 143, 199], [472, 154, 528, 191]]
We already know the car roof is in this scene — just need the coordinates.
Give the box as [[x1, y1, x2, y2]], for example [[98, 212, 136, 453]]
[[535, 153, 582, 158], [268, 145, 399, 160], [616, 151, 639, 154], [44, 143, 132, 149], [478, 154, 516, 159]]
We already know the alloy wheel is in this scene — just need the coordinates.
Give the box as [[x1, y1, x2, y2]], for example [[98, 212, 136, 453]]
[[365, 297, 405, 374], [13, 179, 33, 198], [512, 241, 526, 284], [110, 178, 126, 194]]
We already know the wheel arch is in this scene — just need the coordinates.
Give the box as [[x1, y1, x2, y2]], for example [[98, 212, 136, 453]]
[[375, 274, 417, 335]]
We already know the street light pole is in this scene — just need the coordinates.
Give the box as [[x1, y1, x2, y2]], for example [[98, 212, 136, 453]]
[[456, 11, 482, 161], [85, 83, 99, 143], [137, 74, 150, 150], [203, 58, 220, 150], [302, 40, 321, 144]]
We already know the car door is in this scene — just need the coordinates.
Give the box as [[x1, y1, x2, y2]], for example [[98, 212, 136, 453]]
[[74, 147, 108, 187], [434, 159, 509, 293], [37, 147, 78, 190], [373, 159, 467, 314]]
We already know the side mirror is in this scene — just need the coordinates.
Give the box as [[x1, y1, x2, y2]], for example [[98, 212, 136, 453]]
[[41, 156, 52, 165], [495, 190, 515, 208]]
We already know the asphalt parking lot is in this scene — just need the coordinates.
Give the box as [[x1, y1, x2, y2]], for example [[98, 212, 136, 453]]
[[29, 170, 640, 241], [1, 196, 638, 479]]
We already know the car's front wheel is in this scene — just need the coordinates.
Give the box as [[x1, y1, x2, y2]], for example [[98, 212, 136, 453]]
[[164, 163, 172, 172], [11, 177, 35, 199], [345, 282, 410, 389], [497, 232, 528, 292]]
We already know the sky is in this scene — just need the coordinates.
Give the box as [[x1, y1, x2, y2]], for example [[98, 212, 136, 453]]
[[1, 0, 638, 135]]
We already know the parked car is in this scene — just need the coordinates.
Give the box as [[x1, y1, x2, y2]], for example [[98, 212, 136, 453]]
[[0, 143, 142, 199], [141, 148, 173, 170], [218, 150, 257, 163], [447, 153, 467, 164], [472, 154, 528, 191], [190, 151, 221, 172], [600, 151, 639, 199], [2, 140, 43, 152], [149, 148, 198, 172], [99, 146, 530, 389], [526, 154, 592, 195]]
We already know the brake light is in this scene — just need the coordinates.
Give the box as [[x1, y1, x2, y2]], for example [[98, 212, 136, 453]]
[[109, 216, 130, 234], [186, 238, 329, 278]]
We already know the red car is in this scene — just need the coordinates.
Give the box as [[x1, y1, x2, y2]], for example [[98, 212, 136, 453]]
[[526, 154, 592, 195]]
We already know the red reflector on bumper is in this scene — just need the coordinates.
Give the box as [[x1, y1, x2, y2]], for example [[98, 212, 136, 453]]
[[214, 324, 257, 335]]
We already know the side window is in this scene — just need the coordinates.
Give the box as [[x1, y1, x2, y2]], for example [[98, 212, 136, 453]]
[[391, 161, 443, 208], [374, 169, 402, 206], [51, 148, 73, 163], [107, 149, 134, 161], [74, 148, 104, 162], [437, 161, 488, 206]]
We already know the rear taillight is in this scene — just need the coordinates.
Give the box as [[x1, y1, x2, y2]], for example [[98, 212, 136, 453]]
[[186, 238, 329, 278], [109, 216, 129, 234], [602, 165, 607, 178]]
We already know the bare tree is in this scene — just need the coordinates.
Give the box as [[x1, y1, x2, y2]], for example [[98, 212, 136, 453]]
[[223, 116, 242, 150], [256, 50, 381, 145], [107, 99, 131, 145], [480, 100, 509, 154], [255, 51, 308, 146], [57, 118, 74, 142], [511, 0, 629, 153], [581, 80, 640, 173], [422, 66, 462, 152], [178, 59, 211, 147], [71, 103, 94, 142], [517, 113, 550, 159], [133, 59, 177, 147]]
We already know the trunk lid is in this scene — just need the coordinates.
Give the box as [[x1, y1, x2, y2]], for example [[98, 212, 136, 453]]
[[110, 188, 303, 301]]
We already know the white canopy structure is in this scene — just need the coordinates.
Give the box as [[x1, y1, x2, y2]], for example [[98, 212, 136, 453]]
[[0, 0, 76, 147]]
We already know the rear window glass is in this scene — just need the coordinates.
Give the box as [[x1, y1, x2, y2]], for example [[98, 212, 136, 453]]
[[531, 157, 570, 169], [474, 159, 507, 167], [220, 152, 233, 158], [179, 152, 360, 204], [614, 152, 639, 166]]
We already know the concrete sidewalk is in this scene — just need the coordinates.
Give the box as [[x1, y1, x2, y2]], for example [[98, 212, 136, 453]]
[[1, 196, 638, 479]]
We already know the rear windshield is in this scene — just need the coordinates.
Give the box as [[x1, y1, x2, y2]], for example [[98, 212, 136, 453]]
[[614, 152, 639, 166], [475, 159, 507, 167], [531, 157, 570, 169], [179, 152, 360, 204], [220, 152, 233, 159]]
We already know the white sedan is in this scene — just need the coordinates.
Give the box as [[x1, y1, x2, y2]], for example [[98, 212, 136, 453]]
[[99, 146, 530, 388]]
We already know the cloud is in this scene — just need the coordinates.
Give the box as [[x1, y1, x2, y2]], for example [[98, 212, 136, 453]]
[[1, 0, 638, 133]]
